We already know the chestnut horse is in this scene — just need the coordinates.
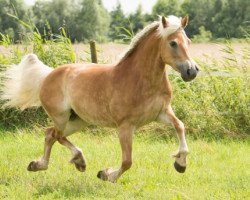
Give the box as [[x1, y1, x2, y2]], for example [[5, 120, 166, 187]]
[[1, 15, 199, 182]]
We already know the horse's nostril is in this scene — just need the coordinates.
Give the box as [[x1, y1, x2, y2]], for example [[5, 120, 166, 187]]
[[195, 66, 199, 71], [187, 69, 190, 76]]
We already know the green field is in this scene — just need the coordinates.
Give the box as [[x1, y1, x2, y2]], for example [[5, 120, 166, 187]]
[[0, 127, 249, 200]]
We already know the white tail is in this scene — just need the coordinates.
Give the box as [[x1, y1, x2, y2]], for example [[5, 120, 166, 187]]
[[1, 54, 53, 110]]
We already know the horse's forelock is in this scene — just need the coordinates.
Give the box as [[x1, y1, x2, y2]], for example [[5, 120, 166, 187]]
[[158, 15, 182, 38]]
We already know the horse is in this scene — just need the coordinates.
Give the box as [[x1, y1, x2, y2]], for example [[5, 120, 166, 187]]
[[1, 15, 199, 182]]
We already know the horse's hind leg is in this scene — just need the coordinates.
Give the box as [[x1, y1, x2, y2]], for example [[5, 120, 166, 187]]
[[28, 113, 87, 172], [27, 127, 57, 171], [57, 118, 87, 172], [27, 106, 70, 172], [97, 123, 135, 182]]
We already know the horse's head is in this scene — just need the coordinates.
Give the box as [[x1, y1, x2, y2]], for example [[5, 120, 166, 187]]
[[159, 16, 199, 82]]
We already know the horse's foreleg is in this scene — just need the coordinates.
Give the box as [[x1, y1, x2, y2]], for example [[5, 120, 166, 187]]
[[27, 127, 57, 171], [57, 137, 86, 172], [97, 124, 135, 182], [158, 105, 189, 173]]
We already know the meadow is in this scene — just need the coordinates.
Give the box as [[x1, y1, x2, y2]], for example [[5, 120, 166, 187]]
[[0, 29, 249, 199], [0, 128, 249, 199]]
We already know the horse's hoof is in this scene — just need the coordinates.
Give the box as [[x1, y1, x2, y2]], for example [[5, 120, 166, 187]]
[[70, 153, 86, 172], [27, 161, 47, 172], [97, 170, 102, 178], [174, 161, 186, 173], [75, 163, 86, 172], [97, 170, 108, 181], [27, 161, 36, 171], [27, 161, 40, 172]]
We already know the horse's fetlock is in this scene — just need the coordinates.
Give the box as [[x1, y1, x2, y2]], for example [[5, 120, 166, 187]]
[[122, 160, 132, 170]]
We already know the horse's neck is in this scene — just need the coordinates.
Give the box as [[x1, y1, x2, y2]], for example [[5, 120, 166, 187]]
[[116, 32, 166, 88]]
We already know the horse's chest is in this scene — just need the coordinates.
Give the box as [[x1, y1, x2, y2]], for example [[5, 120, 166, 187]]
[[134, 95, 166, 125], [112, 93, 167, 126]]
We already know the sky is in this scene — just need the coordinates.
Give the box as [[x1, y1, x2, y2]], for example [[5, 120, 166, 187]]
[[24, 0, 158, 14]]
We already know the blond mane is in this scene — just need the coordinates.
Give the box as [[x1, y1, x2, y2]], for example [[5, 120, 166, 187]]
[[117, 15, 182, 64], [117, 21, 160, 64]]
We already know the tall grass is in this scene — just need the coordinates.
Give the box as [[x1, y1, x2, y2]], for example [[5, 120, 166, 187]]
[[0, 17, 76, 130], [169, 40, 249, 138], [0, 21, 249, 138]]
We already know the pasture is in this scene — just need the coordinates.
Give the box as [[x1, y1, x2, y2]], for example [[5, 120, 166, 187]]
[[0, 128, 249, 199], [0, 30, 249, 199]]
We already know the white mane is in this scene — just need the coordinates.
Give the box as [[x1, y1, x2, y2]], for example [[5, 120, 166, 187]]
[[117, 15, 182, 64], [158, 15, 182, 38]]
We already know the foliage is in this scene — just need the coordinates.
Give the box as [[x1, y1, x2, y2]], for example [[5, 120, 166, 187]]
[[192, 26, 212, 43], [0, 31, 249, 137], [128, 4, 145, 34], [212, 0, 250, 38], [32, 0, 77, 40], [0, 0, 249, 42], [169, 41, 250, 138], [73, 0, 110, 42], [0, 17, 76, 130], [0, 0, 30, 40], [0, 6, 249, 137], [181, 0, 216, 37], [108, 2, 128, 41], [152, 0, 181, 17]]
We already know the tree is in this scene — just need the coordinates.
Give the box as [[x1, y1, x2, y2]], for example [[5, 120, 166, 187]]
[[152, 0, 181, 17], [0, 0, 29, 41], [73, 0, 110, 42], [32, 0, 110, 42], [32, 0, 78, 39], [181, 0, 215, 37], [181, 0, 250, 38], [212, 0, 250, 38], [108, 2, 128, 41], [129, 4, 145, 34]]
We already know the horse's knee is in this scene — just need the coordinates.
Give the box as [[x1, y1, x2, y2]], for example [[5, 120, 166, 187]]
[[122, 160, 132, 171], [174, 120, 184, 133], [45, 128, 57, 144]]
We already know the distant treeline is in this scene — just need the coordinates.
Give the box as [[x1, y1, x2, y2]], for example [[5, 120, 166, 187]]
[[0, 0, 249, 43]]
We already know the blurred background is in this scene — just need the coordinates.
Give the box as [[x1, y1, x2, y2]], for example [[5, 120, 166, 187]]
[[0, 0, 249, 43]]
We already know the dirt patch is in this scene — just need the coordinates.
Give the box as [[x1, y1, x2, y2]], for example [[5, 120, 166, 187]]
[[73, 42, 249, 63], [1, 43, 248, 64]]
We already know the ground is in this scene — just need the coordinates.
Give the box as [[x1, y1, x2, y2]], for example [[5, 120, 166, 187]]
[[0, 128, 249, 199], [0, 42, 248, 64]]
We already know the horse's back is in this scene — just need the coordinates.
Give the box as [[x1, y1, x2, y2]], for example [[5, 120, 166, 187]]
[[67, 64, 117, 126], [40, 63, 116, 126]]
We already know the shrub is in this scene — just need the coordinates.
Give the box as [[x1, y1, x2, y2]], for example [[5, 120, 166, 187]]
[[192, 26, 212, 43], [0, 23, 249, 138]]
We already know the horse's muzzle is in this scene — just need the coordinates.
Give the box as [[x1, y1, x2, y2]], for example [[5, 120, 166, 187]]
[[181, 65, 199, 82]]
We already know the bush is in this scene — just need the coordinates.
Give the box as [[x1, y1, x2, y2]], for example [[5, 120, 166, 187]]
[[170, 41, 249, 138], [0, 21, 76, 130], [192, 26, 212, 43], [0, 26, 249, 138]]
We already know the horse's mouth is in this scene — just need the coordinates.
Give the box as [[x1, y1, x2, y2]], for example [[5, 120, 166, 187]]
[[174, 61, 199, 82], [181, 70, 198, 81], [181, 75, 195, 82]]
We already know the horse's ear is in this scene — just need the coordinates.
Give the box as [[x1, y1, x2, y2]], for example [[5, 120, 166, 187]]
[[181, 15, 189, 28], [161, 16, 168, 28]]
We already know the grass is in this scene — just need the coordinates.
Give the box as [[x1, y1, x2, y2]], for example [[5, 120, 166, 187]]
[[0, 127, 249, 200]]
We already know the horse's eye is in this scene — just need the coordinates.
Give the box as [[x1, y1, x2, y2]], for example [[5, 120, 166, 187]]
[[170, 41, 178, 48]]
